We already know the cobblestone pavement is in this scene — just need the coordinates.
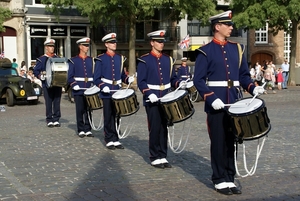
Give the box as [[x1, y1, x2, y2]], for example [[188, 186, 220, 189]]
[[0, 87, 300, 201]]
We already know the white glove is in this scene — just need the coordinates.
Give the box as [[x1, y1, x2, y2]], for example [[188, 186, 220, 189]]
[[102, 86, 110, 93], [253, 86, 265, 96], [40, 74, 45, 81], [73, 85, 80, 90], [148, 94, 159, 103], [211, 98, 225, 110], [128, 76, 135, 84], [180, 80, 187, 89]]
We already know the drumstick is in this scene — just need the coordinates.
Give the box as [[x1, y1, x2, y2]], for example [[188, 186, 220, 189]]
[[101, 89, 119, 92], [174, 78, 191, 94], [224, 103, 247, 107], [247, 82, 267, 105]]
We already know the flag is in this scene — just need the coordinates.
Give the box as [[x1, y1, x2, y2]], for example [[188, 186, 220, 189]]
[[178, 35, 190, 49], [0, 51, 4, 59]]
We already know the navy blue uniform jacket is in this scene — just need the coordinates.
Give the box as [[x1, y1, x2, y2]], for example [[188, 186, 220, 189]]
[[193, 39, 256, 113], [137, 52, 181, 106]]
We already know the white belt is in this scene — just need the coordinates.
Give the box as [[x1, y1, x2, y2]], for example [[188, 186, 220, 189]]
[[207, 81, 240, 87], [181, 75, 189, 78], [74, 77, 93, 81], [101, 78, 121, 85], [148, 83, 171, 90]]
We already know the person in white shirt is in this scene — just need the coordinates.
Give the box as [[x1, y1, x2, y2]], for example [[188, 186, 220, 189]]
[[281, 59, 290, 89]]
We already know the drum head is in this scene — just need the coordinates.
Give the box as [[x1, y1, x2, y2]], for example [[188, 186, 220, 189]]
[[84, 86, 100, 95], [112, 89, 134, 99], [160, 90, 186, 103], [228, 98, 263, 114], [186, 81, 194, 88], [45, 58, 53, 88]]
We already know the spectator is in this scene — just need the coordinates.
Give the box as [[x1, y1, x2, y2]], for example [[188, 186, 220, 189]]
[[12, 58, 19, 75], [276, 67, 283, 90], [281, 59, 289, 89]]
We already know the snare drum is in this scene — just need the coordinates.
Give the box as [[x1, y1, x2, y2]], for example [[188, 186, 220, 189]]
[[45, 58, 69, 88], [112, 89, 139, 117], [186, 81, 197, 94], [84, 86, 103, 110], [228, 97, 271, 141], [160, 90, 194, 124]]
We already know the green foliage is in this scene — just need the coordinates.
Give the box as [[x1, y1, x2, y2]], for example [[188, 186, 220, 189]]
[[41, 0, 218, 27], [230, 0, 300, 33], [0, 7, 12, 32]]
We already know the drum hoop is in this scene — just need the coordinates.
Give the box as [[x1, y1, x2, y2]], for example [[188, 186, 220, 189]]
[[227, 97, 265, 116], [112, 89, 134, 99], [186, 81, 194, 87], [160, 90, 188, 103], [84, 86, 100, 96]]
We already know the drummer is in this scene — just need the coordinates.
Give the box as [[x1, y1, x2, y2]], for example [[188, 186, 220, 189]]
[[94, 33, 134, 150], [68, 37, 95, 138], [193, 11, 265, 195], [177, 57, 192, 81], [33, 39, 62, 128], [137, 30, 187, 169]]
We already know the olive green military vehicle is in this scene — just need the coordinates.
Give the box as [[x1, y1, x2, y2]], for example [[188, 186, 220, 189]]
[[0, 59, 42, 106]]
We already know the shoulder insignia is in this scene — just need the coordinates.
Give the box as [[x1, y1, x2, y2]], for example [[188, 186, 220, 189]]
[[97, 53, 104, 57], [140, 53, 149, 58], [68, 58, 74, 64], [36, 58, 42, 63], [137, 58, 146, 63], [94, 57, 101, 61], [196, 49, 207, 56]]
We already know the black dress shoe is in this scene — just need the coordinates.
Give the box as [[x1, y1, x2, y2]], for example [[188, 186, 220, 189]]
[[162, 163, 172, 168], [106, 145, 115, 150], [151, 164, 165, 169], [115, 145, 124, 149], [230, 187, 242, 194], [216, 187, 233, 195]]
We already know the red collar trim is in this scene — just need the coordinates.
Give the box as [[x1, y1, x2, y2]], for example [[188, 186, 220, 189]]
[[213, 38, 228, 45], [106, 51, 115, 57], [150, 51, 162, 58], [46, 53, 54, 57], [79, 54, 87, 59]]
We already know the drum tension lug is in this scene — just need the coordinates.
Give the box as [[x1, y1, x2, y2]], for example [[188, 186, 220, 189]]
[[235, 137, 243, 144], [167, 121, 174, 127]]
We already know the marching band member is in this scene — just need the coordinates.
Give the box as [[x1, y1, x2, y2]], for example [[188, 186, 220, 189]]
[[33, 39, 62, 128], [177, 57, 192, 80], [137, 30, 186, 169], [94, 33, 134, 150], [193, 11, 265, 195], [68, 37, 94, 138]]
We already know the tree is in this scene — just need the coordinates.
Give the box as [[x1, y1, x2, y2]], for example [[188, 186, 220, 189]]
[[0, 7, 12, 32], [230, 0, 300, 86], [41, 0, 218, 74]]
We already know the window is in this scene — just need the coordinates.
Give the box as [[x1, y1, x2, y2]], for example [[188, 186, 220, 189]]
[[187, 23, 211, 36], [136, 22, 145, 40], [255, 24, 268, 44], [283, 21, 291, 62], [187, 23, 241, 37]]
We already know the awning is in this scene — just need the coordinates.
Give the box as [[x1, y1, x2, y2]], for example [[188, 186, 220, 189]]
[[189, 45, 201, 51]]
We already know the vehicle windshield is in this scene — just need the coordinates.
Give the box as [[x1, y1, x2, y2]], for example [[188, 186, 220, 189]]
[[0, 68, 18, 76]]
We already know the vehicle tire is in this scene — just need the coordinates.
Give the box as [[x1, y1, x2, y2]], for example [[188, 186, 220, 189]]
[[6, 88, 15, 107]]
